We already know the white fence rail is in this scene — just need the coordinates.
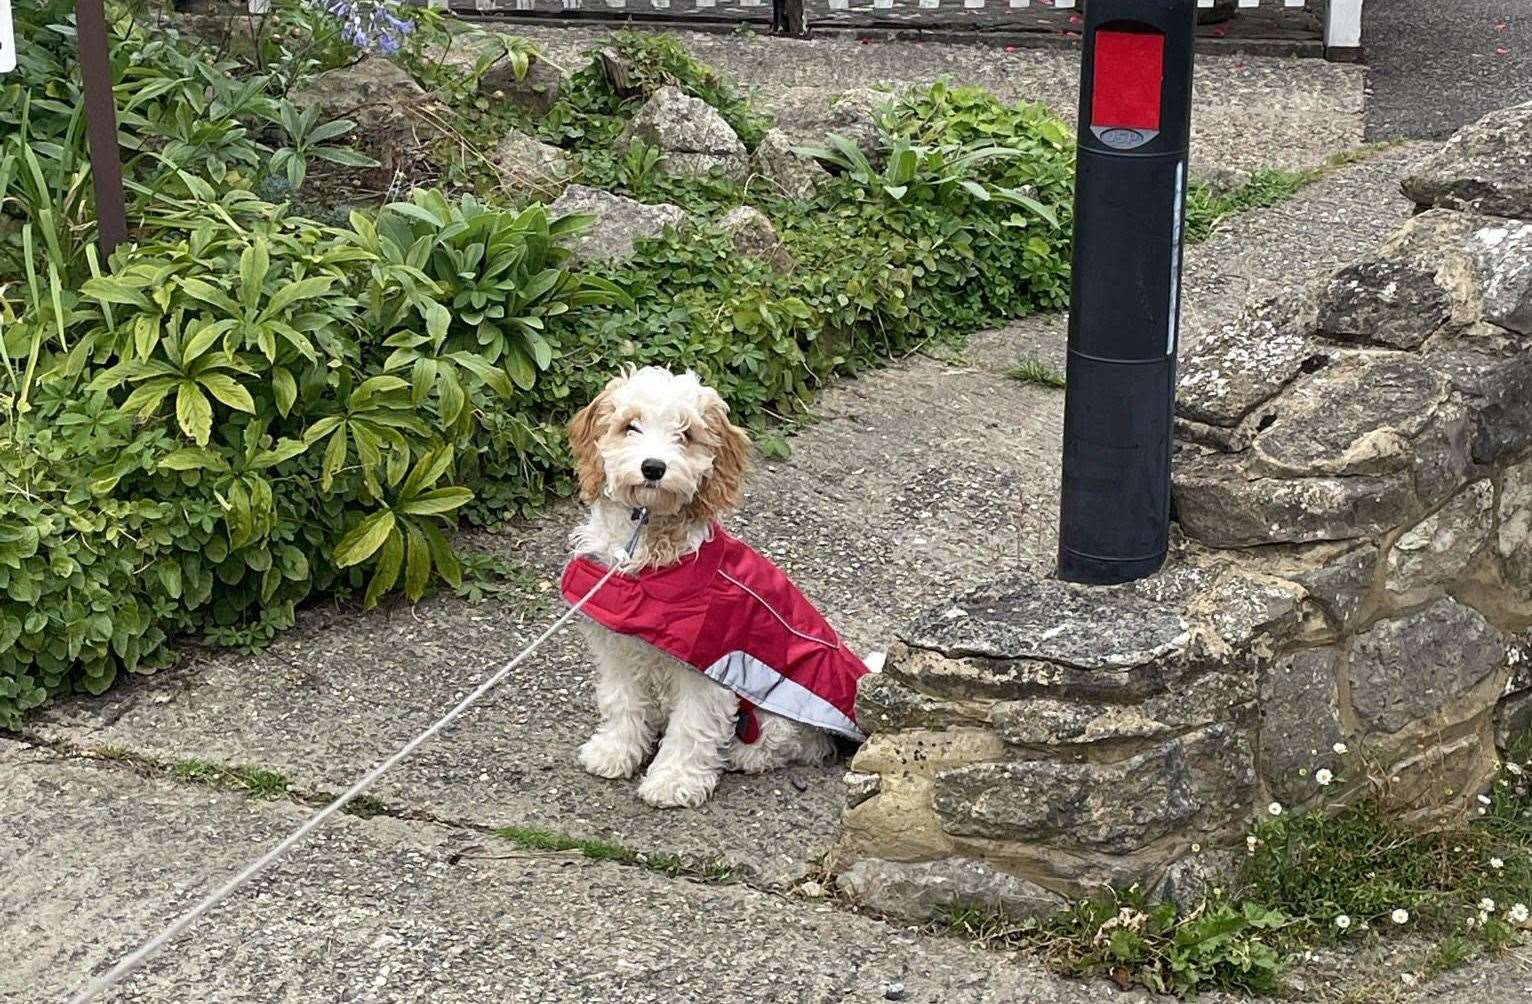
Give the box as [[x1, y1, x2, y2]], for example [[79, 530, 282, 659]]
[[246, 0, 1365, 58]]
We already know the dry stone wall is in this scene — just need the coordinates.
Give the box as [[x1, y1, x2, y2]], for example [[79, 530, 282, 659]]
[[833, 101, 1532, 921]]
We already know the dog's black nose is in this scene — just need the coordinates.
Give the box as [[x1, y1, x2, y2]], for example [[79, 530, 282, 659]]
[[641, 459, 667, 483]]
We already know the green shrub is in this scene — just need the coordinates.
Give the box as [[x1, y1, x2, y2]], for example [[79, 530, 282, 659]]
[[0, 189, 623, 726]]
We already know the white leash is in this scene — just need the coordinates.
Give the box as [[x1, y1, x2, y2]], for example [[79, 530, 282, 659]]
[[67, 511, 650, 1004]]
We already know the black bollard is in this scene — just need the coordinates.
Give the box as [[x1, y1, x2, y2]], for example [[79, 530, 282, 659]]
[[1056, 0, 1197, 586]]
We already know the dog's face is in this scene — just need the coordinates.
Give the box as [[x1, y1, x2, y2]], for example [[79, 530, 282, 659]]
[[568, 367, 749, 519]]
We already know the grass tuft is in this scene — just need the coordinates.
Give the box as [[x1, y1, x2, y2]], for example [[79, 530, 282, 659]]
[[494, 825, 736, 883], [1005, 355, 1066, 388]]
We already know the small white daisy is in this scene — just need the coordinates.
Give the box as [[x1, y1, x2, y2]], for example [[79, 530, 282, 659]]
[[1509, 903, 1529, 925], [1391, 909, 1409, 925], [1334, 914, 1352, 930], [1268, 802, 1283, 816], [1508, 763, 1524, 776], [1333, 742, 1349, 755], [1480, 898, 1497, 913], [1490, 857, 1504, 870], [1316, 768, 1334, 787], [1247, 835, 1259, 848]]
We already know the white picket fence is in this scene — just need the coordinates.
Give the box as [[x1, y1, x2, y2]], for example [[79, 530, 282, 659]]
[[249, 0, 1365, 56]]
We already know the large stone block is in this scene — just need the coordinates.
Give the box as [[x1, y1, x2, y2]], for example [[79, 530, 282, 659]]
[[1257, 647, 1346, 805], [1349, 599, 1507, 734], [1176, 290, 1325, 429], [1386, 480, 1495, 597], [991, 669, 1254, 748], [1175, 449, 1421, 547], [1403, 100, 1532, 219], [1249, 354, 1445, 479], [1291, 544, 1379, 631], [931, 723, 1251, 854], [836, 858, 1064, 921], [751, 128, 830, 200], [904, 579, 1189, 671]]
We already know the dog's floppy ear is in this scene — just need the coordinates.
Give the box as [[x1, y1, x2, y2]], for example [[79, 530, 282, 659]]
[[569, 377, 621, 503], [687, 388, 750, 521]]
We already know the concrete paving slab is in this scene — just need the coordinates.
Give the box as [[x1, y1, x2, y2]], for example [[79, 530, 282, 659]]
[[2, 739, 1135, 1004]]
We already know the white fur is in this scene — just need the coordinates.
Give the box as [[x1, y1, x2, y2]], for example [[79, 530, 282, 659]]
[[568, 367, 839, 808]]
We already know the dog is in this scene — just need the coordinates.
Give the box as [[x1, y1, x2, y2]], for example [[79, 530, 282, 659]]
[[562, 366, 878, 808]]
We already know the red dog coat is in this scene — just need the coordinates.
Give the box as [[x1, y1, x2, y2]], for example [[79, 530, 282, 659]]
[[561, 525, 868, 743]]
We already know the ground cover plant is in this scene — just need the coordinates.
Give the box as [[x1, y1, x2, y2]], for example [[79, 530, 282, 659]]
[[931, 747, 1532, 998], [0, 3, 1084, 726], [0, 2, 1323, 732]]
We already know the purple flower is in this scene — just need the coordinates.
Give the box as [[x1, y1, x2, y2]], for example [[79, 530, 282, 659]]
[[319, 0, 414, 55]]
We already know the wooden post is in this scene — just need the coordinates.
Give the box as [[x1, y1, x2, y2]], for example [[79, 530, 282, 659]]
[[772, 0, 809, 38], [74, 0, 129, 261]]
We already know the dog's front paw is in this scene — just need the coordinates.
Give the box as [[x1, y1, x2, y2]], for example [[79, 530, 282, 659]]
[[577, 733, 646, 779], [636, 763, 719, 808]]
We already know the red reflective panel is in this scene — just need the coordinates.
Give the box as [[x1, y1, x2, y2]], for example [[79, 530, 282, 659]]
[[1090, 27, 1165, 130]]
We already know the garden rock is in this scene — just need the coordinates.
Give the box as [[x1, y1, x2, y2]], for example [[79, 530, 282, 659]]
[[491, 130, 572, 200], [825, 88, 892, 160], [1403, 99, 1532, 219], [752, 128, 830, 200], [433, 39, 567, 118], [293, 58, 443, 169], [546, 185, 687, 262], [622, 86, 748, 182], [718, 206, 794, 274]]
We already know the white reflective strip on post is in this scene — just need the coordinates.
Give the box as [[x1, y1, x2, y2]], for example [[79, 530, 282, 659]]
[[1196, 0, 1213, 8], [920, 0, 941, 8], [1238, 0, 1260, 8], [1325, 0, 1364, 50], [606, 0, 626, 8], [828, 0, 849, 9], [1167, 160, 1184, 357], [873, 0, 894, 8], [0, 0, 15, 75], [1054, 0, 1075, 8], [1010, 0, 1028, 7], [1285, 0, 1306, 7], [964, 0, 984, 7], [697, 0, 716, 7]]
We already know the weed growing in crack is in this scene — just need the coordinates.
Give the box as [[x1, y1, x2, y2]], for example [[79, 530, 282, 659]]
[[171, 758, 291, 800], [494, 826, 735, 883], [1005, 356, 1066, 389]]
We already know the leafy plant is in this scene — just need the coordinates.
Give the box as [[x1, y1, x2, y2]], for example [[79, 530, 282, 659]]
[[1007, 355, 1065, 388], [267, 102, 378, 190]]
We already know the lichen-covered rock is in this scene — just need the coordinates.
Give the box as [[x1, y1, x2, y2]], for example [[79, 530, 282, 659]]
[[293, 58, 442, 156], [1386, 480, 1494, 596], [1291, 544, 1379, 631], [622, 87, 748, 181], [718, 206, 794, 274], [1258, 647, 1345, 804], [991, 670, 1254, 747], [1175, 290, 1325, 429], [1403, 100, 1532, 219], [836, 858, 1063, 921], [903, 578, 1189, 671], [1433, 349, 1532, 465], [1175, 449, 1422, 547], [491, 130, 571, 200], [1498, 460, 1532, 588], [430, 39, 567, 117], [824, 88, 892, 159], [932, 723, 1251, 853], [1349, 599, 1507, 734], [751, 128, 830, 200], [1249, 354, 1446, 478], [843, 771, 881, 809], [546, 185, 687, 262]]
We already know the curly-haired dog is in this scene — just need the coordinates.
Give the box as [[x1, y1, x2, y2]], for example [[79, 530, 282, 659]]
[[560, 367, 878, 808]]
